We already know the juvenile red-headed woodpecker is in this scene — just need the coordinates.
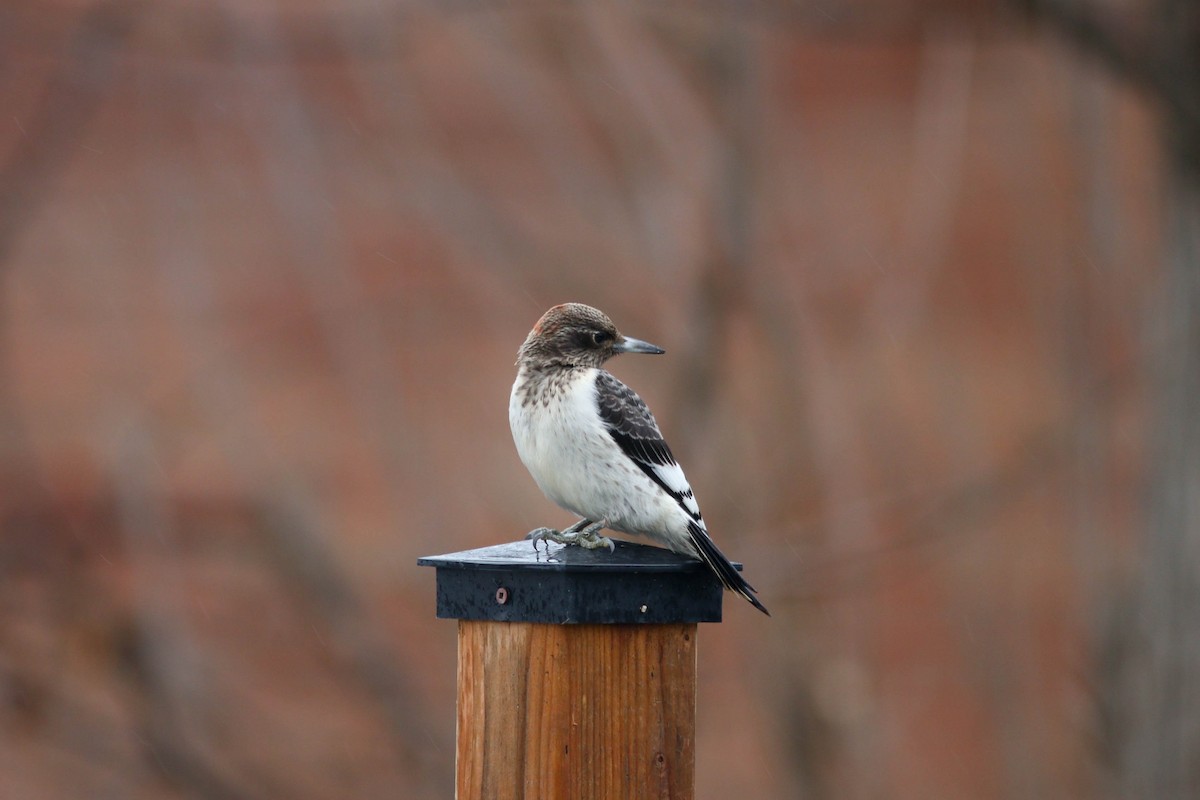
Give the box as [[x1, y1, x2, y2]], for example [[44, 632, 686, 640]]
[[509, 302, 769, 615]]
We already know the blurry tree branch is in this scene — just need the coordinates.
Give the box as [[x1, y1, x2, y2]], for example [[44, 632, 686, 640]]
[[1121, 162, 1200, 799], [113, 418, 270, 800], [0, 0, 144, 582], [1018, 0, 1200, 163], [0, 0, 142, 268], [1017, 0, 1200, 795], [671, 26, 755, 441], [251, 494, 444, 781], [2, 2, 989, 65], [131, 40, 446, 784]]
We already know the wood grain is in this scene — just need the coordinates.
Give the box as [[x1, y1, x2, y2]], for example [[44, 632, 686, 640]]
[[456, 621, 696, 800]]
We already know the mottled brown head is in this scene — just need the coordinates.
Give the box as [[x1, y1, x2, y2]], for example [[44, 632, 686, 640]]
[[517, 303, 664, 369]]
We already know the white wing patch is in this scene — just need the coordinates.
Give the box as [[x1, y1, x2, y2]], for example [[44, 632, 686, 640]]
[[594, 371, 706, 527], [648, 461, 703, 524]]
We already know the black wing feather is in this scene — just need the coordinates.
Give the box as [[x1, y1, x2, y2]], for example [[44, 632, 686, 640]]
[[687, 520, 770, 615], [595, 371, 680, 481], [594, 371, 770, 615]]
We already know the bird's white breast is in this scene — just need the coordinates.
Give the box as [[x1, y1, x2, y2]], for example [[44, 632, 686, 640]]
[[510, 367, 608, 512], [509, 367, 690, 546]]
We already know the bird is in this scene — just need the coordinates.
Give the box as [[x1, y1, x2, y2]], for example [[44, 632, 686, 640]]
[[509, 302, 769, 615]]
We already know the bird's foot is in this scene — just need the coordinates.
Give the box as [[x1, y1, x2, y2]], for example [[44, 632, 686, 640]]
[[574, 519, 615, 553], [526, 518, 613, 553], [527, 518, 589, 552], [525, 526, 562, 552]]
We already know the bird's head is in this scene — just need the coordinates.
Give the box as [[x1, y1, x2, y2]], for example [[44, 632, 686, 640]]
[[517, 303, 665, 369]]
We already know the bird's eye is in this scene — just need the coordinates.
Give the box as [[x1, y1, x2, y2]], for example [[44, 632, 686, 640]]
[[592, 330, 613, 346]]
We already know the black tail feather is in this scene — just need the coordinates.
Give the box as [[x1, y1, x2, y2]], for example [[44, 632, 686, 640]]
[[686, 521, 770, 616]]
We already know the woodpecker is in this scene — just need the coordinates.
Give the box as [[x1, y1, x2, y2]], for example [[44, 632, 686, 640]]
[[509, 302, 769, 615]]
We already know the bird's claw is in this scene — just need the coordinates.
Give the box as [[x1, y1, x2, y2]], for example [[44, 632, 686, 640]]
[[587, 537, 616, 553], [526, 527, 560, 553], [575, 519, 615, 552], [576, 531, 616, 552], [526, 520, 613, 553]]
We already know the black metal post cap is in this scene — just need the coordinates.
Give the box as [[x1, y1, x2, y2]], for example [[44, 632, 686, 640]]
[[417, 539, 735, 624]]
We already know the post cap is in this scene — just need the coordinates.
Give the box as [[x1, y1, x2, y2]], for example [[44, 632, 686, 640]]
[[417, 539, 731, 624]]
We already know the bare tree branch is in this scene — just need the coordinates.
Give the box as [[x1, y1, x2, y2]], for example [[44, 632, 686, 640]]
[[1018, 0, 1200, 142], [0, 0, 142, 268]]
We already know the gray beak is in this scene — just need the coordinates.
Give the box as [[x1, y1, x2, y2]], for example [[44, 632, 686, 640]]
[[613, 336, 665, 355]]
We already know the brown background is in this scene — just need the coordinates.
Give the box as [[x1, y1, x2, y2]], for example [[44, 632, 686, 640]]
[[0, 1, 1179, 798]]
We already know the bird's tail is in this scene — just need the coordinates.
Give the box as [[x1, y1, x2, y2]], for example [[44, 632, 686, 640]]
[[686, 520, 770, 616]]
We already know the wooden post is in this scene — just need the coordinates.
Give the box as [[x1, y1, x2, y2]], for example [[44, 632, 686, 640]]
[[418, 540, 731, 800]]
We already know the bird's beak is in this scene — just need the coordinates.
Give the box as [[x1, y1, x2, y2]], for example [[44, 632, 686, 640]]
[[613, 336, 665, 355]]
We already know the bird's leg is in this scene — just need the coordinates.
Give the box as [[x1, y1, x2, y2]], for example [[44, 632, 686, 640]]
[[574, 519, 615, 553], [527, 518, 593, 551], [562, 518, 593, 536]]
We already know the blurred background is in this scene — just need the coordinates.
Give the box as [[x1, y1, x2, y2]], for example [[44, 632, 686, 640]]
[[2, 0, 1199, 798]]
